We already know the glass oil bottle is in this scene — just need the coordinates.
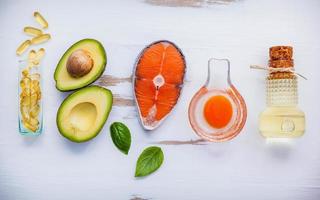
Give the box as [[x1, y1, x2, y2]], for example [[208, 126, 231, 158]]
[[259, 46, 305, 138]]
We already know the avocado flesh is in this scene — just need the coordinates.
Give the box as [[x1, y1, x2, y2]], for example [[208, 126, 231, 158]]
[[54, 39, 106, 91], [57, 86, 112, 142]]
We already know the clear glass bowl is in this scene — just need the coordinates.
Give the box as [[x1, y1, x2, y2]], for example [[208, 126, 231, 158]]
[[188, 58, 247, 142], [18, 60, 43, 136]]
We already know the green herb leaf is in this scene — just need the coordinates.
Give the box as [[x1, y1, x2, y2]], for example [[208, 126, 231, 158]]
[[135, 146, 164, 177], [110, 122, 131, 155]]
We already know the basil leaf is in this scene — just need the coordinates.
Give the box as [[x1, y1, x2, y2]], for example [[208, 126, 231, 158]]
[[135, 146, 164, 177], [110, 122, 131, 155]]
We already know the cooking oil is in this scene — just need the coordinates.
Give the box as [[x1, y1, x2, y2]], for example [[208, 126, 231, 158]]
[[259, 46, 305, 138]]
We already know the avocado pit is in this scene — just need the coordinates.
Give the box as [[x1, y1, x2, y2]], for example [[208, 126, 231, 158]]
[[67, 49, 94, 78]]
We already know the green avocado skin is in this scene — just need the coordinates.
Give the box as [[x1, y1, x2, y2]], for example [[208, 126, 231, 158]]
[[54, 38, 107, 92], [56, 86, 113, 143]]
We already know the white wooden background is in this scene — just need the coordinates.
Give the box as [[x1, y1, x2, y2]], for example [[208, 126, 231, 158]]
[[1, 0, 320, 199]]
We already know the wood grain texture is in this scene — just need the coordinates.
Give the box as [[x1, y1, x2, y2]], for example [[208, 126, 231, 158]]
[[153, 139, 207, 145], [130, 195, 150, 200], [97, 75, 135, 107], [113, 94, 135, 107], [144, 0, 237, 7], [98, 75, 132, 87]]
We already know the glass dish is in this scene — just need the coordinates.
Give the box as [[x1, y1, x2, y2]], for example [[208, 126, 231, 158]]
[[188, 58, 247, 142]]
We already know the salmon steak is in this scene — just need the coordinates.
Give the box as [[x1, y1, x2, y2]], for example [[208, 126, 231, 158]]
[[133, 40, 186, 130]]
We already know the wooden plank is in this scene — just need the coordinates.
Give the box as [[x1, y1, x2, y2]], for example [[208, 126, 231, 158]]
[[144, 0, 237, 7]]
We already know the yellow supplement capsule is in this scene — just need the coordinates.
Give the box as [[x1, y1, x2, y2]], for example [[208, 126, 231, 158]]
[[28, 50, 37, 68], [21, 113, 30, 123], [31, 34, 51, 45], [31, 85, 38, 93], [29, 117, 39, 127], [24, 26, 43, 36], [33, 48, 45, 65], [21, 108, 31, 122], [23, 76, 31, 84], [20, 77, 31, 88], [37, 48, 45, 59], [20, 105, 30, 120], [21, 96, 31, 106], [30, 93, 38, 106], [16, 40, 31, 56], [30, 105, 40, 118], [30, 88, 36, 95], [32, 86, 40, 95], [23, 121, 37, 132], [22, 69, 29, 77], [24, 88, 32, 96], [33, 11, 48, 29], [37, 91, 42, 100], [20, 81, 26, 89], [28, 50, 37, 61]]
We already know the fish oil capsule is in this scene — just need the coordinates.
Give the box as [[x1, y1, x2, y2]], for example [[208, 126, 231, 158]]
[[23, 88, 32, 96], [19, 80, 25, 88], [31, 80, 40, 89], [37, 91, 42, 100], [21, 96, 31, 106], [21, 77, 31, 88], [29, 117, 39, 127], [21, 113, 30, 123], [30, 81, 38, 92], [36, 48, 45, 59], [33, 48, 45, 65], [32, 86, 40, 95], [24, 26, 43, 36], [22, 86, 31, 95], [30, 105, 40, 118], [28, 50, 37, 67], [28, 50, 37, 61], [33, 12, 48, 29], [16, 40, 31, 56], [24, 121, 37, 132], [20, 106, 30, 119], [22, 69, 29, 77], [32, 84, 40, 92], [30, 93, 38, 106], [22, 76, 31, 85], [31, 34, 51, 45]]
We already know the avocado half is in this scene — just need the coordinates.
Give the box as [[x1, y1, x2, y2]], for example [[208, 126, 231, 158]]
[[54, 39, 107, 91], [56, 86, 113, 143]]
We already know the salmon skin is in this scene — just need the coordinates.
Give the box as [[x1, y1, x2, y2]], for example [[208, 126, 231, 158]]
[[133, 40, 186, 130]]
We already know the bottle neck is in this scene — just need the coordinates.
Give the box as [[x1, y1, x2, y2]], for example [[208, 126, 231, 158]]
[[266, 78, 298, 106], [205, 58, 231, 90]]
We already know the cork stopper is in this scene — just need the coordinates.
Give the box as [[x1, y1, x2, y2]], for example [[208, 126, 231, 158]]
[[269, 46, 293, 60], [268, 46, 295, 79]]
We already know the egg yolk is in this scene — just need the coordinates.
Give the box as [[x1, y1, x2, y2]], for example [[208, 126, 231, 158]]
[[203, 95, 233, 129]]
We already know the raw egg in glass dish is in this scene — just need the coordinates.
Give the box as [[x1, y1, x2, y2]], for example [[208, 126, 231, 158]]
[[188, 58, 247, 142], [203, 95, 233, 129]]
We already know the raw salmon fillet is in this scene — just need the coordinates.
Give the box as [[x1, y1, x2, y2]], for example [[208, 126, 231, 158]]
[[134, 41, 186, 130]]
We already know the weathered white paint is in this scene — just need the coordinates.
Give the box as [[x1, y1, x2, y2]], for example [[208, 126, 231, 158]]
[[0, 0, 320, 199]]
